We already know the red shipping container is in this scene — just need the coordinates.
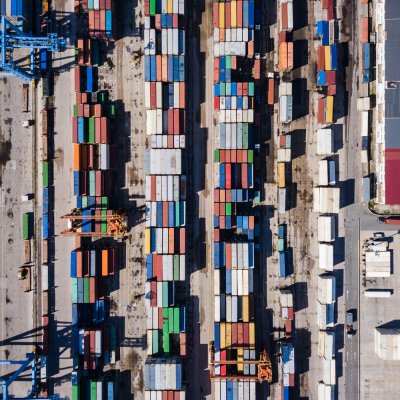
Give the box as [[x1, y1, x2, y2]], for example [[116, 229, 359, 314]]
[[220, 350, 227, 376], [214, 97, 220, 110], [77, 104, 84, 117], [237, 82, 243, 96], [214, 189, 220, 202], [76, 91, 82, 105], [89, 277, 96, 303], [155, 14, 161, 30], [144, 0, 149, 15], [106, 0, 112, 9], [179, 82, 185, 108], [232, 150, 237, 163], [95, 170, 101, 196], [240, 163, 246, 188], [218, 150, 224, 163], [237, 323, 243, 344], [226, 164, 231, 189], [213, 3, 219, 27], [168, 392, 173, 400], [226, 243, 232, 268], [172, 14, 178, 28], [169, 228, 175, 254], [72, 118, 78, 143], [219, 203, 225, 216], [168, 135, 174, 148], [322, 0, 329, 8], [100, 0, 105, 9], [214, 202, 219, 216], [281, 2, 288, 30], [243, 323, 249, 346], [77, 250, 83, 277], [150, 281, 157, 306], [317, 46, 325, 71], [84, 104, 90, 118], [237, 1, 243, 27], [243, 82, 248, 96], [82, 92, 90, 104], [249, 216, 255, 229], [326, 70, 336, 84], [220, 216, 225, 229], [174, 109, 180, 134], [94, 103, 102, 117], [150, 82, 156, 108], [95, 118, 101, 143], [162, 393, 168, 400], [74, 66, 81, 92], [278, 31, 286, 44], [226, 3, 231, 28], [232, 323, 238, 345], [226, 189, 231, 203], [95, 11, 101, 36], [180, 228, 185, 254], [328, 84, 336, 96], [151, 176, 156, 201], [214, 228, 220, 242], [157, 55, 162, 82], [213, 58, 220, 83], [89, 11, 95, 35], [317, 98, 325, 124], [100, 117, 108, 143], [327, 6, 334, 20]]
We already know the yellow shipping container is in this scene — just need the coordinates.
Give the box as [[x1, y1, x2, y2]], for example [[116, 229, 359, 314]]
[[277, 162, 286, 188], [326, 96, 334, 124], [220, 322, 226, 349], [167, 0, 173, 13], [324, 46, 331, 71], [226, 323, 232, 348], [144, 228, 151, 254], [249, 323, 255, 346], [219, 3, 225, 29], [231, 1, 237, 28], [242, 296, 249, 322], [237, 348, 244, 372]]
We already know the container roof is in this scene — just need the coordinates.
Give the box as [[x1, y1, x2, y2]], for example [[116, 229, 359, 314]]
[[385, 149, 400, 204]]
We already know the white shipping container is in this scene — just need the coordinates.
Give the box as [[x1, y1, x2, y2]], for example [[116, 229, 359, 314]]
[[319, 243, 334, 271], [232, 295, 238, 322], [152, 307, 158, 329], [180, 255, 185, 281], [214, 295, 220, 322], [243, 269, 249, 295], [226, 295, 232, 322], [318, 301, 335, 329], [179, 0, 185, 14], [172, 29, 178, 55], [318, 382, 335, 400], [319, 160, 329, 186], [214, 269, 220, 295], [317, 215, 335, 243], [232, 270, 238, 296], [147, 330, 153, 355], [95, 330, 102, 356], [317, 129, 334, 155], [162, 30, 168, 55], [323, 358, 336, 385], [287, 2, 294, 31], [361, 111, 369, 137], [237, 270, 243, 296], [318, 274, 336, 304], [157, 282, 162, 307]]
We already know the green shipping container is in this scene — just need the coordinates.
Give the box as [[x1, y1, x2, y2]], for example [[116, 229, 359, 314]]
[[226, 56, 231, 69], [88, 118, 95, 143], [220, 83, 226, 96], [73, 104, 78, 117], [174, 202, 180, 226], [168, 308, 174, 333], [248, 150, 254, 163], [101, 210, 107, 233], [150, 0, 156, 15], [173, 255, 180, 280], [22, 212, 31, 240], [89, 171, 96, 196], [152, 329, 159, 354], [98, 91, 108, 104], [162, 282, 168, 307], [90, 381, 97, 400], [83, 277, 90, 303], [226, 82, 231, 96], [163, 326, 170, 353], [72, 384, 80, 400], [173, 307, 180, 334], [82, 196, 88, 209], [108, 104, 115, 118], [101, 196, 109, 207], [254, 190, 261, 204], [72, 278, 78, 303], [226, 203, 232, 216], [214, 149, 220, 162], [248, 82, 255, 96], [42, 161, 49, 187], [243, 124, 249, 148]]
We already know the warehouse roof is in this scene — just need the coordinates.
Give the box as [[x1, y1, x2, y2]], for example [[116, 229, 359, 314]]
[[365, 251, 391, 277]]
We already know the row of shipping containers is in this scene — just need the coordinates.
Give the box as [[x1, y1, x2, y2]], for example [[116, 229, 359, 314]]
[[70, 2, 118, 397], [315, 6, 340, 396], [144, 3, 187, 395], [212, 0, 261, 389]]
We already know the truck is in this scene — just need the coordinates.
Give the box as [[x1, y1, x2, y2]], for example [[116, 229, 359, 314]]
[[346, 310, 355, 337], [378, 217, 400, 225]]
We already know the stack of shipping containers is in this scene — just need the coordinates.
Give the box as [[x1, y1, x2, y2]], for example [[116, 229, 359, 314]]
[[314, 2, 339, 398], [143, 1, 187, 398], [212, 1, 262, 398], [276, 1, 296, 398], [69, 3, 117, 399]]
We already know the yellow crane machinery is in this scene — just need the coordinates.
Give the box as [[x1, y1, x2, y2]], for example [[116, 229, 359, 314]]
[[60, 210, 128, 239], [208, 341, 272, 383]]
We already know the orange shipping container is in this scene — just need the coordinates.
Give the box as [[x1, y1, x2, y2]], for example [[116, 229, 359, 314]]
[[231, 56, 237, 70], [73, 144, 81, 170], [247, 41, 254, 58], [231, 1, 237, 28], [156, 55, 162, 82], [268, 78, 275, 105], [102, 249, 108, 276], [281, 3, 288, 30], [180, 227, 185, 254], [219, 28, 225, 42], [169, 228, 175, 253], [213, 59, 219, 83], [279, 42, 288, 72], [226, 243, 232, 268], [161, 55, 168, 82], [287, 42, 294, 71], [361, 17, 369, 44]]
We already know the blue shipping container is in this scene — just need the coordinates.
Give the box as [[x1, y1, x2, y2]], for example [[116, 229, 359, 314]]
[[105, 10, 112, 38], [107, 382, 114, 400], [214, 242, 220, 268], [40, 50, 47, 71], [146, 254, 153, 279], [322, 21, 329, 46], [330, 44, 338, 70], [42, 213, 49, 239], [71, 251, 77, 277], [317, 71, 327, 86], [150, 55, 156, 81], [43, 187, 49, 213], [86, 67, 93, 92], [173, 56, 179, 81], [214, 323, 220, 350], [248, 0, 255, 28], [145, 56, 151, 81], [179, 56, 185, 81], [279, 251, 289, 278], [168, 55, 174, 82], [363, 43, 370, 70]]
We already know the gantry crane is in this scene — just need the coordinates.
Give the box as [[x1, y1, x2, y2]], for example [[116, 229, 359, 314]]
[[60, 210, 128, 239], [208, 342, 272, 383], [0, 353, 59, 400], [0, 16, 66, 80]]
